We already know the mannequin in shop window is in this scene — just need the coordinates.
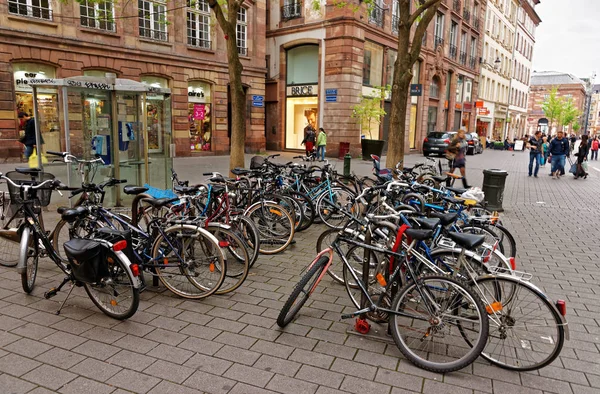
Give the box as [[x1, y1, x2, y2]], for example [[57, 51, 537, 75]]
[[18, 112, 43, 159]]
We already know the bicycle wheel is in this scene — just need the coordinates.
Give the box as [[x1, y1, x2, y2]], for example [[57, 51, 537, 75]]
[[205, 224, 250, 295], [488, 223, 517, 258], [245, 202, 295, 255], [277, 255, 329, 328], [230, 215, 260, 268], [428, 248, 512, 278], [152, 225, 226, 299], [401, 193, 426, 213], [475, 275, 565, 371], [264, 193, 301, 232], [342, 244, 382, 310], [52, 216, 106, 260], [284, 190, 315, 232], [19, 226, 38, 294], [389, 273, 489, 373], [84, 251, 140, 320], [0, 195, 19, 267], [316, 187, 356, 229], [316, 228, 348, 284]]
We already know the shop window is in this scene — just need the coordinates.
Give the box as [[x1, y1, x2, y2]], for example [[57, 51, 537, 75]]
[[80, 0, 115, 32], [8, 0, 52, 20], [464, 78, 472, 102], [286, 45, 318, 85], [141, 76, 169, 153], [237, 8, 248, 56], [84, 70, 117, 78], [363, 41, 383, 87], [187, 0, 211, 49], [455, 75, 464, 103], [138, 0, 167, 41], [188, 81, 212, 152]]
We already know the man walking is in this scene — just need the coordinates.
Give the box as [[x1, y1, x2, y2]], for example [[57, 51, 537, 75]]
[[528, 130, 543, 177], [549, 130, 570, 179]]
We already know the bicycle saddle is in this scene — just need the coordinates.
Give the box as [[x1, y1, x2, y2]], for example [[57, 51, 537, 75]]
[[446, 186, 468, 195], [432, 175, 447, 183], [405, 228, 434, 241], [448, 232, 485, 250], [231, 168, 252, 176], [429, 211, 459, 226], [143, 197, 179, 209], [174, 185, 200, 195], [15, 167, 42, 175], [413, 217, 441, 230], [61, 206, 90, 223], [123, 185, 149, 195]]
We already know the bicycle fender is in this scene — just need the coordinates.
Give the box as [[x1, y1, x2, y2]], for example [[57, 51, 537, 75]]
[[242, 200, 278, 216], [16, 226, 31, 275], [113, 250, 142, 289]]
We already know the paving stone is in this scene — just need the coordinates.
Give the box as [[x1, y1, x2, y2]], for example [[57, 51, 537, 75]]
[[339, 376, 391, 394], [144, 359, 195, 384], [331, 358, 377, 380], [107, 349, 157, 372], [148, 380, 205, 394], [520, 373, 574, 394], [72, 339, 121, 360], [36, 348, 87, 370], [145, 328, 188, 346], [50, 318, 95, 335], [354, 349, 399, 370], [0, 352, 42, 376], [183, 370, 236, 394], [207, 306, 245, 320], [214, 344, 262, 366], [374, 369, 423, 392], [276, 333, 318, 351], [69, 357, 122, 382], [213, 331, 257, 349], [240, 324, 281, 341], [24, 311, 65, 327], [313, 341, 357, 360], [58, 376, 115, 394], [80, 325, 126, 344], [113, 334, 159, 354], [206, 317, 247, 333], [175, 310, 214, 326], [22, 364, 77, 390], [0, 330, 22, 347], [223, 363, 275, 387], [422, 379, 471, 394], [179, 323, 222, 340], [184, 352, 233, 375], [0, 315, 25, 331], [295, 364, 345, 389], [265, 374, 319, 394], [250, 339, 295, 359], [147, 343, 194, 364], [41, 331, 88, 350], [492, 380, 543, 394], [229, 382, 280, 394], [289, 348, 335, 369], [107, 369, 161, 393], [254, 354, 302, 377], [0, 373, 37, 393], [178, 336, 224, 356], [13, 322, 57, 340], [112, 319, 157, 336]]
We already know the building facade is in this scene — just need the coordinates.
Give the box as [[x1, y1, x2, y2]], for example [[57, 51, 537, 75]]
[[476, 0, 518, 141], [0, 0, 267, 158], [506, 0, 540, 140], [588, 84, 600, 135], [526, 71, 586, 135], [265, 0, 485, 157]]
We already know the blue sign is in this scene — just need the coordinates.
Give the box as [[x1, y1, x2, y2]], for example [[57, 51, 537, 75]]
[[252, 101, 264, 107], [325, 96, 337, 103], [325, 89, 338, 96], [410, 84, 422, 96], [252, 95, 264, 102]]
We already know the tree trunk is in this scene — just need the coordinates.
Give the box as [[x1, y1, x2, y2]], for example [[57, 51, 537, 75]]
[[226, 33, 246, 172]]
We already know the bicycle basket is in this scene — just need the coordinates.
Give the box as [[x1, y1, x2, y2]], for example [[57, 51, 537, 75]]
[[5, 171, 55, 207], [63, 238, 110, 283], [250, 156, 265, 169]]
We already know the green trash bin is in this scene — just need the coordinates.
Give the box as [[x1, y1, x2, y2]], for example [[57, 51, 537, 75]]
[[482, 169, 508, 212]]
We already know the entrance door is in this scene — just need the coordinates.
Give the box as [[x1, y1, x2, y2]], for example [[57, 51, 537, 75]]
[[427, 106, 438, 132], [148, 94, 173, 190]]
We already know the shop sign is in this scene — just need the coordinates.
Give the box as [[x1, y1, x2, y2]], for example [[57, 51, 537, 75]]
[[325, 88, 337, 103], [410, 84, 422, 96], [193, 104, 206, 120], [252, 95, 264, 107], [325, 96, 337, 103], [287, 85, 317, 96], [325, 89, 337, 96], [455, 103, 462, 110], [15, 72, 60, 92], [478, 108, 490, 116], [463, 102, 473, 112], [475, 100, 484, 108]]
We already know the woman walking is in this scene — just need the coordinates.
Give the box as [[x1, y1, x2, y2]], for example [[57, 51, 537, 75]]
[[316, 127, 327, 161], [590, 136, 599, 161], [445, 129, 470, 188], [541, 136, 549, 166], [574, 134, 589, 179]]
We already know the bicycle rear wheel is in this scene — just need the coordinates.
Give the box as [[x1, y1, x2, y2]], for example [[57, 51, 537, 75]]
[[0, 193, 19, 267], [316, 187, 356, 229], [245, 202, 295, 255], [389, 274, 489, 373], [205, 224, 250, 295], [230, 215, 260, 268], [277, 255, 329, 328], [84, 251, 140, 320]]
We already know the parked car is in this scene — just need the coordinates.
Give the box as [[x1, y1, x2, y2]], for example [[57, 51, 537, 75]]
[[423, 131, 455, 157], [466, 132, 484, 155]]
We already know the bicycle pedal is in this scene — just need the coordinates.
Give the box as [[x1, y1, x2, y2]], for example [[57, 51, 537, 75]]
[[341, 313, 355, 319], [44, 288, 58, 299]]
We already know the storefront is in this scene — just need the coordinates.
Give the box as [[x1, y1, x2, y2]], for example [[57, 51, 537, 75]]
[[13, 63, 61, 153], [285, 45, 319, 150], [476, 100, 494, 140], [494, 105, 507, 140], [188, 81, 212, 152]]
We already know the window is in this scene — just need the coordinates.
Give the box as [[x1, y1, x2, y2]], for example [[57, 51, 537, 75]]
[[430, 77, 440, 98], [391, 0, 400, 35], [449, 21, 458, 59], [8, 0, 52, 20], [459, 31, 467, 64], [138, 0, 167, 41], [362, 41, 383, 86], [187, 0, 211, 49], [469, 37, 477, 67], [456, 75, 464, 103], [287, 45, 319, 85], [237, 8, 248, 56], [386, 49, 398, 86], [80, 0, 115, 31], [434, 12, 445, 49]]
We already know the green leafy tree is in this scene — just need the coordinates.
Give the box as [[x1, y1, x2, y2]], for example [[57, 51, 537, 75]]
[[351, 86, 388, 140], [541, 86, 563, 134], [560, 97, 580, 132], [572, 122, 581, 134]]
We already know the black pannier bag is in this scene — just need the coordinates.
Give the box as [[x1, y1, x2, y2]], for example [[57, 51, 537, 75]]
[[94, 227, 134, 262], [63, 239, 109, 283], [250, 156, 265, 170]]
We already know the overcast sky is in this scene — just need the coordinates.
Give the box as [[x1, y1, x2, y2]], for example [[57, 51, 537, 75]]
[[532, 0, 599, 80]]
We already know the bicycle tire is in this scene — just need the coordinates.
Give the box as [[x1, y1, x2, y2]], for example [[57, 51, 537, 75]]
[[152, 225, 226, 299], [205, 224, 250, 295], [475, 275, 565, 371], [342, 244, 381, 310], [283, 190, 315, 232], [315, 187, 356, 229], [277, 255, 329, 328], [389, 273, 489, 373], [428, 248, 512, 278], [230, 215, 260, 268], [84, 250, 140, 320], [0, 194, 19, 267], [245, 202, 295, 255], [401, 193, 426, 213], [488, 223, 517, 258], [19, 226, 38, 294], [315, 228, 347, 284]]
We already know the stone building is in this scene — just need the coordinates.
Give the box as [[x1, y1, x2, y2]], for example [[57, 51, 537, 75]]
[[0, 0, 267, 158], [587, 84, 600, 135], [526, 71, 586, 135], [265, 0, 485, 157]]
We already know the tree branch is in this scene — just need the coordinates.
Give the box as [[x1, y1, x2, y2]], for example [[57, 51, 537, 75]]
[[409, 0, 442, 25], [207, 0, 231, 33], [410, 3, 439, 64]]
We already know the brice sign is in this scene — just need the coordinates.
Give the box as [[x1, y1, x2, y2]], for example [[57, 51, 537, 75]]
[[286, 85, 318, 97]]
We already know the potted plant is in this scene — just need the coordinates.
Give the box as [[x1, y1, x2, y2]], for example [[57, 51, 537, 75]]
[[352, 85, 388, 160]]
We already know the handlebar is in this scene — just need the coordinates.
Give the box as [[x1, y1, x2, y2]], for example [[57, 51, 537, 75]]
[[0, 175, 62, 191], [46, 151, 105, 165], [266, 154, 280, 159]]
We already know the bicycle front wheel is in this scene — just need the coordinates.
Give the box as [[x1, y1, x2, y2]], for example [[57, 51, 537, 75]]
[[316, 187, 356, 229], [246, 202, 295, 255], [19, 226, 38, 294], [84, 251, 140, 320], [475, 275, 565, 371], [277, 255, 329, 328], [389, 274, 489, 373], [205, 224, 250, 295], [0, 194, 19, 267]]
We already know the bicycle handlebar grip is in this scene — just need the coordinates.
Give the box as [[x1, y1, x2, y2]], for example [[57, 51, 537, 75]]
[[70, 188, 84, 197], [267, 154, 280, 159], [47, 151, 65, 157], [202, 172, 213, 176], [292, 156, 303, 159], [119, 179, 128, 183]]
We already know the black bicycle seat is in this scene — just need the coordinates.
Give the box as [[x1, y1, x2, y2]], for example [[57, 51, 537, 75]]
[[57, 206, 69, 215], [429, 211, 459, 226], [123, 185, 149, 195], [15, 167, 42, 175], [405, 228, 434, 241], [433, 175, 447, 183], [174, 185, 199, 195], [414, 217, 441, 230], [448, 232, 485, 250], [231, 168, 252, 176], [61, 206, 90, 223], [143, 197, 178, 209]]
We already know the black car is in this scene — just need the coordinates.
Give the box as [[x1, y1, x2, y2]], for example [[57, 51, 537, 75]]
[[466, 132, 484, 155], [423, 131, 455, 156]]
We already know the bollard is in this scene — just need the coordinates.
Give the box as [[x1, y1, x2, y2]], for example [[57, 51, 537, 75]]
[[344, 153, 352, 176]]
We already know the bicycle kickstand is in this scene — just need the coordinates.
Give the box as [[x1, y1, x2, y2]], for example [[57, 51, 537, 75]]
[[44, 276, 73, 315]]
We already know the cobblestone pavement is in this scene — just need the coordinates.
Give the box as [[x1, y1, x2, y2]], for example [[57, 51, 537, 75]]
[[0, 149, 599, 393]]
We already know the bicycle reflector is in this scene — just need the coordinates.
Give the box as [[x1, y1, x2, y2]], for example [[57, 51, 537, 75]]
[[509, 257, 516, 270], [131, 264, 140, 277], [218, 241, 230, 248], [113, 240, 128, 252], [556, 300, 567, 316]]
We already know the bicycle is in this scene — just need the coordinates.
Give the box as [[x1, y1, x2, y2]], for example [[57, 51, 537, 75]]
[[1, 168, 140, 319]]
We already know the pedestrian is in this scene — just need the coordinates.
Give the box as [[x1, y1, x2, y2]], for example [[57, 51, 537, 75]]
[[591, 136, 599, 161], [569, 133, 577, 154], [301, 125, 316, 157], [17, 111, 37, 159], [528, 130, 543, 177], [574, 134, 589, 179], [541, 136, 549, 166], [316, 127, 327, 161], [549, 130, 570, 179], [445, 129, 470, 188]]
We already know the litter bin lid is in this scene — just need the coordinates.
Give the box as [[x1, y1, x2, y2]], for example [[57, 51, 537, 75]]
[[483, 169, 508, 175]]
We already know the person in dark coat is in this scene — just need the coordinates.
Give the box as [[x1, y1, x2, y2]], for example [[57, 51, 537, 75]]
[[18, 112, 37, 159], [574, 134, 589, 179]]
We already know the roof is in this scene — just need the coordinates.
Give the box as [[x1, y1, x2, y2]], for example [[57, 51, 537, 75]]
[[531, 71, 586, 87]]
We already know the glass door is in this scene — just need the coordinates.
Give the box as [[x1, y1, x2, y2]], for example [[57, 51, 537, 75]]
[[148, 94, 173, 190], [115, 93, 143, 205]]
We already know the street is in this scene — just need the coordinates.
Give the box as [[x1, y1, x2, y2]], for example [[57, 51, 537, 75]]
[[0, 149, 598, 394]]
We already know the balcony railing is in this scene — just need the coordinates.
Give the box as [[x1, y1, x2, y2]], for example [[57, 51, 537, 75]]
[[188, 38, 211, 50], [463, 10, 471, 24], [238, 47, 248, 56], [434, 36, 444, 50], [473, 19, 480, 30], [459, 51, 467, 65], [469, 56, 476, 69], [452, 0, 460, 13], [281, 2, 302, 21], [391, 14, 399, 35], [449, 44, 457, 60], [140, 27, 168, 41], [369, 4, 385, 28]]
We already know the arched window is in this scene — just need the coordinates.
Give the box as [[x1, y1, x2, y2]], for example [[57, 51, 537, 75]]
[[430, 76, 440, 98]]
